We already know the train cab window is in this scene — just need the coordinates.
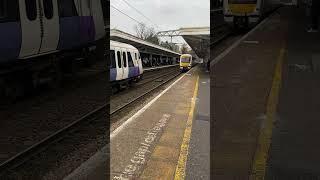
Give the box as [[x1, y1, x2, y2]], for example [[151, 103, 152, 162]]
[[117, 51, 121, 68], [0, 0, 19, 22], [43, 0, 54, 19], [123, 52, 127, 67], [110, 50, 116, 69], [58, 0, 78, 17], [127, 52, 134, 67], [25, 0, 37, 21], [181, 57, 190, 63], [135, 53, 137, 61]]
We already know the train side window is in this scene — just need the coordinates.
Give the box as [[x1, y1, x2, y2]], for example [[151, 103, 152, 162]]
[[127, 52, 134, 67], [0, 0, 19, 22], [58, 0, 78, 17], [117, 51, 121, 68], [25, 0, 37, 21], [110, 50, 116, 69], [43, 0, 54, 19], [123, 52, 127, 67]]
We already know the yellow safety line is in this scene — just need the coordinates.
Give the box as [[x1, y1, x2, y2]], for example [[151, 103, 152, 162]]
[[251, 47, 286, 180], [174, 76, 199, 180]]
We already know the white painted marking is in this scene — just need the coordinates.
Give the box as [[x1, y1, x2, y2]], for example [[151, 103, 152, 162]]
[[113, 114, 171, 180], [110, 68, 194, 140], [211, 8, 223, 12], [144, 64, 179, 72], [211, 11, 277, 66], [243, 40, 259, 44]]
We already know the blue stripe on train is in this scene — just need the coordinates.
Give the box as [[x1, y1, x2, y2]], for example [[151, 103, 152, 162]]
[[110, 68, 117, 81], [58, 16, 95, 50], [0, 22, 21, 62], [128, 67, 139, 78]]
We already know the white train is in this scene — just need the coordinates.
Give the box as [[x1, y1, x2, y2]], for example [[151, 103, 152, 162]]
[[0, 0, 106, 100], [0, 0, 106, 62], [110, 41, 143, 86], [223, 0, 281, 28]]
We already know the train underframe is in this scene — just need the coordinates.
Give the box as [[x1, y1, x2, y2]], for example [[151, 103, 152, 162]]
[[225, 15, 260, 29], [110, 74, 143, 94], [0, 38, 106, 104]]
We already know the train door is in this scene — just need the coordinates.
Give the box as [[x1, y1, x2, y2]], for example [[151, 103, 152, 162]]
[[115, 49, 123, 81], [39, 0, 60, 54], [137, 51, 143, 74], [19, 0, 42, 58], [121, 49, 129, 80], [19, 0, 59, 58], [110, 49, 117, 81]]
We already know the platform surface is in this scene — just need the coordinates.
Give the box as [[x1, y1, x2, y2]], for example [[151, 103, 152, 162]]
[[65, 65, 210, 179], [211, 5, 320, 179], [266, 5, 320, 179]]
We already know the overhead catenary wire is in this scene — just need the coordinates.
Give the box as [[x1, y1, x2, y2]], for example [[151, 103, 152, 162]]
[[111, 1, 184, 46], [111, 4, 144, 25], [118, 0, 161, 30]]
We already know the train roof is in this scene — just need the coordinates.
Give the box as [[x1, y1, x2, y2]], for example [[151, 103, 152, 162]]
[[110, 40, 138, 50]]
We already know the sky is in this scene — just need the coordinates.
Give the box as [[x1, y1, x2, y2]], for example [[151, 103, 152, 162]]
[[110, 0, 210, 45]]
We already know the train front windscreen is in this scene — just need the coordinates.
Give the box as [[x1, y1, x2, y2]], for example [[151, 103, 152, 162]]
[[180, 57, 191, 63]]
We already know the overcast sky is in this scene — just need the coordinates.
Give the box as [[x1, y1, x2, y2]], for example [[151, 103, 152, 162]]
[[110, 0, 210, 44]]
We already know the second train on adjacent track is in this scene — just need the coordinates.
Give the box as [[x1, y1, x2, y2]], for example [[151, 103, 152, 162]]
[[223, 0, 281, 28]]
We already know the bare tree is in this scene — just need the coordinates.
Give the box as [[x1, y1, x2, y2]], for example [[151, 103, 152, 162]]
[[160, 41, 180, 52], [135, 23, 160, 45], [180, 43, 189, 54], [135, 23, 147, 39]]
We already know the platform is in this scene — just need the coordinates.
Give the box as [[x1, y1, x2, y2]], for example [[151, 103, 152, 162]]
[[211, 5, 320, 179], [64, 65, 210, 179]]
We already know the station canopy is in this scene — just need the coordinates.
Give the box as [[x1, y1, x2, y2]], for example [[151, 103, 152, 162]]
[[180, 27, 210, 62], [110, 29, 181, 58], [158, 27, 210, 62]]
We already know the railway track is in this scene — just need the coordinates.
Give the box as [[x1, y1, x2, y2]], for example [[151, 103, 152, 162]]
[[0, 69, 108, 177], [0, 65, 180, 177], [111, 67, 182, 115], [0, 103, 107, 176], [212, 24, 232, 45], [135, 69, 179, 86]]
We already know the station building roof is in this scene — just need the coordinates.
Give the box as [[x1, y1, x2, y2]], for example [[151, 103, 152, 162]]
[[110, 29, 181, 57]]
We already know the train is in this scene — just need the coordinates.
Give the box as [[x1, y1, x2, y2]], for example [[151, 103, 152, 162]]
[[0, 0, 107, 101], [110, 41, 143, 89], [223, 0, 281, 29], [179, 54, 195, 72]]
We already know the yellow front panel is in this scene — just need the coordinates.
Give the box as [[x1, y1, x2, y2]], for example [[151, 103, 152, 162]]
[[229, 4, 256, 14], [180, 62, 190, 67]]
